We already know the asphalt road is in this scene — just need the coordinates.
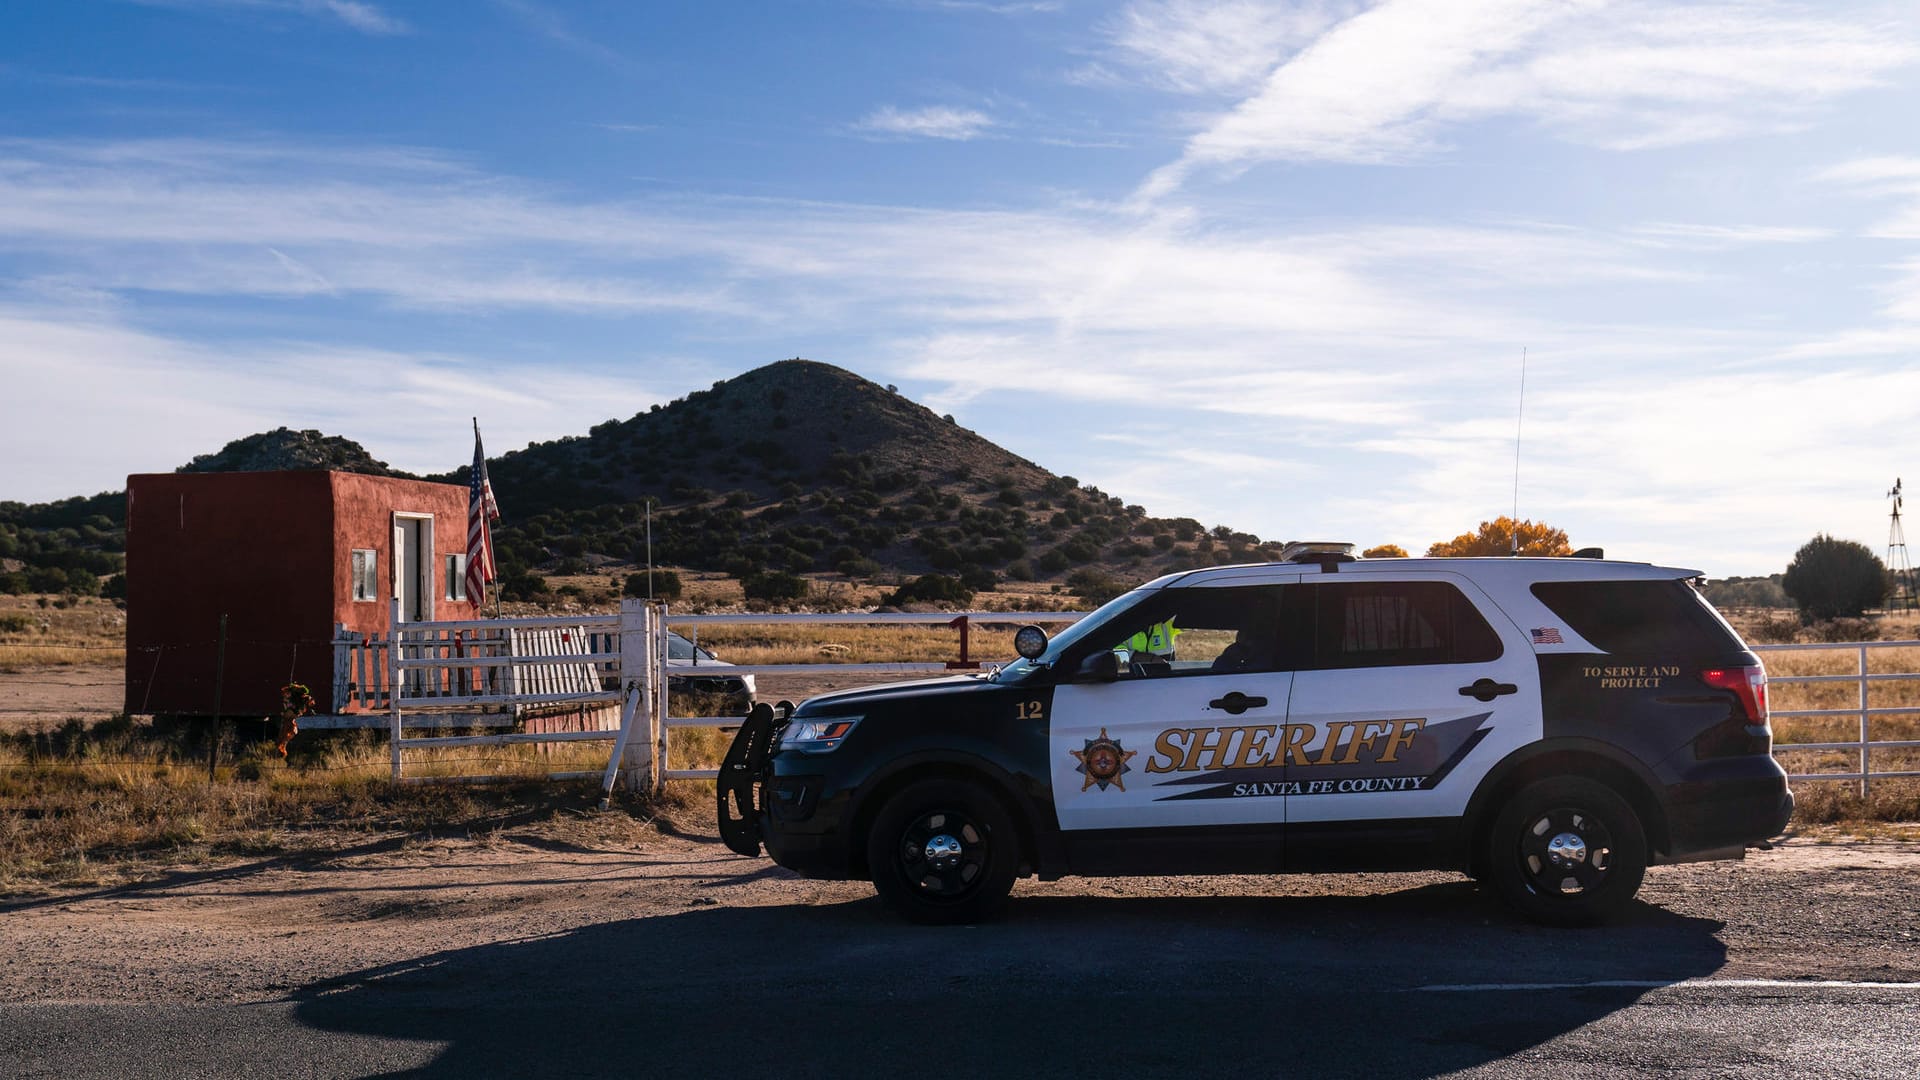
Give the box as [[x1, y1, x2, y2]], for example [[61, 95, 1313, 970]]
[[6, 884, 1918, 1079]]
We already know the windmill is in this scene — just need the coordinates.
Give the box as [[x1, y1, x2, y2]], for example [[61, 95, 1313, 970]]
[[1889, 479, 1916, 610]]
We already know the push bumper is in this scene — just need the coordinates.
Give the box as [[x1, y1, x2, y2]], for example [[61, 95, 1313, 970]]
[[716, 707, 856, 877]]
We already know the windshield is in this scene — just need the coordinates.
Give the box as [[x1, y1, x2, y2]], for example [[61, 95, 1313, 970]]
[[667, 632, 713, 662], [991, 587, 1157, 683]]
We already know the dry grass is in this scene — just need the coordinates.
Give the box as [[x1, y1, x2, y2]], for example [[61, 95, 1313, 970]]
[[686, 623, 991, 666], [0, 716, 656, 893], [0, 595, 125, 671]]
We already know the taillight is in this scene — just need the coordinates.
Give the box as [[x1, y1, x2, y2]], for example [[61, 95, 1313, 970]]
[[1700, 665, 1768, 726]]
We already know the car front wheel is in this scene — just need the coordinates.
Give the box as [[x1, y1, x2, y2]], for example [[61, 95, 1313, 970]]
[[1487, 776, 1647, 926], [866, 778, 1019, 925]]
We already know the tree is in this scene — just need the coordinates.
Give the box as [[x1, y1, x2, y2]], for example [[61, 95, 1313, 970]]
[[1427, 517, 1572, 558], [624, 570, 683, 601], [884, 574, 974, 607], [1782, 534, 1886, 620], [1363, 544, 1408, 559], [741, 570, 809, 603]]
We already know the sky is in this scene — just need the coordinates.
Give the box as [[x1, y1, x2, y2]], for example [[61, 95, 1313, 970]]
[[4, 1, 1920, 577]]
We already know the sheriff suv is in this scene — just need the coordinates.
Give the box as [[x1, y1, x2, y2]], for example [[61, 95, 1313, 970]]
[[717, 545, 1792, 926]]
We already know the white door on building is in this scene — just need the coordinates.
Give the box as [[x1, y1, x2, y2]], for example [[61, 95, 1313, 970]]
[[392, 515, 433, 623]]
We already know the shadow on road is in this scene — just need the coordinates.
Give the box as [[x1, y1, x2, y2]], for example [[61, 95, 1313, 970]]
[[293, 880, 1726, 1078]]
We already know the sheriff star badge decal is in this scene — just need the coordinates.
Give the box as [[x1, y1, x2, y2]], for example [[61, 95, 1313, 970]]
[[1071, 728, 1138, 792]]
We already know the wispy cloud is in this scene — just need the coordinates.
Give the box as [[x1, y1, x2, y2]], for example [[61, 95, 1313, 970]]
[[855, 105, 996, 141], [491, 0, 635, 70], [130, 0, 409, 35], [1628, 222, 1836, 248], [1099, 0, 1359, 95], [1815, 155, 1920, 239], [888, 1, 1064, 14], [0, 303, 665, 498], [1128, 0, 1919, 199]]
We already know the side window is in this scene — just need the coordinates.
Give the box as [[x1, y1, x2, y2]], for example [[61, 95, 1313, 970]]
[[1309, 580, 1502, 669], [350, 549, 377, 602], [1530, 579, 1744, 658], [1072, 585, 1295, 677], [445, 554, 468, 601]]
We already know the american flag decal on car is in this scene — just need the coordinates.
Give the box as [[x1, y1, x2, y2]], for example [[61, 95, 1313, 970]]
[[1530, 627, 1565, 645]]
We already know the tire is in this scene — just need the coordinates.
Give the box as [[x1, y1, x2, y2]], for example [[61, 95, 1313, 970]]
[[1486, 777, 1647, 926], [866, 778, 1020, 925]]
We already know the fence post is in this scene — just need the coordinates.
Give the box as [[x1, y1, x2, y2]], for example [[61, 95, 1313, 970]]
[[207, 613, 227, 782], [390, 597, 403, 782], [617, 598, 654, 792], [1859, 643, 1871, 800], [654, 603, 670, 796], [331, 622, 350, 713]]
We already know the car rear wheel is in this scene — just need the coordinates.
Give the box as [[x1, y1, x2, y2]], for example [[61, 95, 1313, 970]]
[[1487, 777, 1647, 926], [866, 778, 1019, 925]]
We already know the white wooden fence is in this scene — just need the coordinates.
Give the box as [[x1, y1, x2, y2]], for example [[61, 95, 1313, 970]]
[[332, 605, 1918, 801], [331, 601, 1079, 797]]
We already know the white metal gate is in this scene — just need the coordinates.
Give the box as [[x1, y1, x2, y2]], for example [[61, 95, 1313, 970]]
[[384, 598, 665, 802]]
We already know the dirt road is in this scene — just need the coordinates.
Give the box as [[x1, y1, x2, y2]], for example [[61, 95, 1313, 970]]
[[0, 661, 120, 733]]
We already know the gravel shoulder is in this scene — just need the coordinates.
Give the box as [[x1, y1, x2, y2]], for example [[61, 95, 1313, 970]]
[[2, 825, 1915, 1007]]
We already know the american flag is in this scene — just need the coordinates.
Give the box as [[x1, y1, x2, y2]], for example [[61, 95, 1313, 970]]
[[466, 420, 501, 605], [1530, 627, 1565, 645]]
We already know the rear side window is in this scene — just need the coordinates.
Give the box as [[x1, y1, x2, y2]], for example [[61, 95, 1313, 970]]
[[1307, 580, 1504, 669], [1530, 580, 1744, 658]]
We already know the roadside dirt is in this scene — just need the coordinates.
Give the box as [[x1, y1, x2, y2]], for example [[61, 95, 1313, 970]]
[[0, 662, 121, 733], [2, 823, 1914, 1006]]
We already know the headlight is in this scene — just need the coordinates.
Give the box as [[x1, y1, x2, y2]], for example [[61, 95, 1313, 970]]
[[778, 715, 861, 753]]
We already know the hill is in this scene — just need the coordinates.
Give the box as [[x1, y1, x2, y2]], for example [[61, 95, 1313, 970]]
[[179, 427, 408, 477], [2, 360, 1282, 603], [440, 359, 1278, 600]]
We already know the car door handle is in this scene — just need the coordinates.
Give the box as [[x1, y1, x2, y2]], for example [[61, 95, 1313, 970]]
[[1459, 678, 1519, 702], [1208, 692, 1268, 715]]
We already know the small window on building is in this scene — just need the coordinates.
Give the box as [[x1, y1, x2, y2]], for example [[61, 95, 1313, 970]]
[[446, 554, 468, 601], [351, 549, 378, 602]]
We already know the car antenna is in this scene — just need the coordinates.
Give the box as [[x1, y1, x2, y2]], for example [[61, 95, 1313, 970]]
[[1511, 347, 1527, 556]]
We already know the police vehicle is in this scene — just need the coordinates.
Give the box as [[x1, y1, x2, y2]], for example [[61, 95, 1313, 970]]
[[717, 544, 1793, 926]]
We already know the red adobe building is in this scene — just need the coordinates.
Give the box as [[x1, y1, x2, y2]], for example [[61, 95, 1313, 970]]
[[124, 471, 480, 718]]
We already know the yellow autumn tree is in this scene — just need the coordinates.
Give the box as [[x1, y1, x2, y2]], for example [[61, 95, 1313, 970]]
[[1363, 544, 1409, 558], [1426, 517, 1572, 557]]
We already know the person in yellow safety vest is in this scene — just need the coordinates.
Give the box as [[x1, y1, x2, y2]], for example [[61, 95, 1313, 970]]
[[1120, 617, 1180, 659]]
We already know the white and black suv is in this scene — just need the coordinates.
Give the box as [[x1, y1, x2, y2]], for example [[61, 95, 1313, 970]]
[[718, 545, 1792, 926]]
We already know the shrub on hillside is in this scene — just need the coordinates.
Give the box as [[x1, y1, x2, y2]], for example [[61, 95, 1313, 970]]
[[837, 558, 881, 578], [499, 570, 550, 602], [624, 570, 683, 601], [1782, 534, 1886, 620], [742, 571, 809, 603], [959, 567, 998, 593], [884, 574, 974, 607], [1066, 568, 1128, 606]]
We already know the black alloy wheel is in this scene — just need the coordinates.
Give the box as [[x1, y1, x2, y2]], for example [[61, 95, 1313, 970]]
[[1487, 776, 1647, 926], [867, 778, 1019, 925]]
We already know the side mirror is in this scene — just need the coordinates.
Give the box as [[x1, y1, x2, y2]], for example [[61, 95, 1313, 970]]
[[1076, 650, 1124, 683], [1014, 624, 1048, 660]]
